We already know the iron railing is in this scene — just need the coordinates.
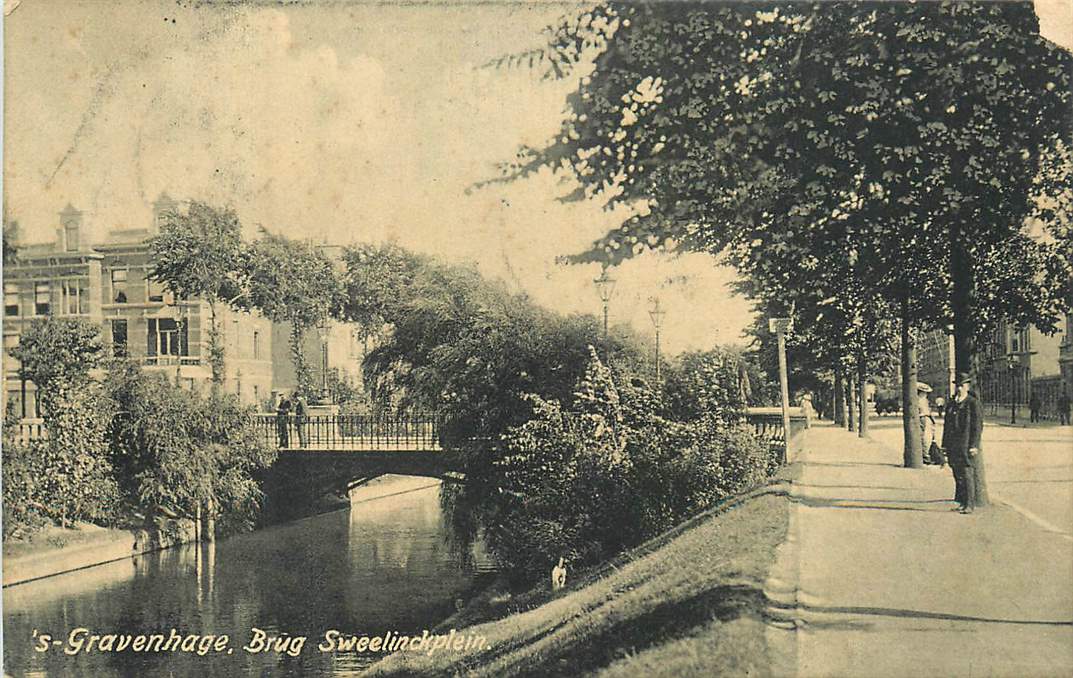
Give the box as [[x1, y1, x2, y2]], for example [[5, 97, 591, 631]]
[[254, 412, 443, 451], [12, 410, 803, 461]]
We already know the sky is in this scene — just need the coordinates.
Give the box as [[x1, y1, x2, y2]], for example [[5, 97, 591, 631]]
[[4, 1, 1071, 355]]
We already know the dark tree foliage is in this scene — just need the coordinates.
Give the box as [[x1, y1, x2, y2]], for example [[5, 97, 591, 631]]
[[244, 232, 343, 400], [497, 0, 1071, 373], [105, 361, 277, 533]]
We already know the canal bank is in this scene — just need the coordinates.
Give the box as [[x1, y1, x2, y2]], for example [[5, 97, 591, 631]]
[[0, 475, 443, 588], [2, 518, 199, 588], [364, 476, 793, 678]]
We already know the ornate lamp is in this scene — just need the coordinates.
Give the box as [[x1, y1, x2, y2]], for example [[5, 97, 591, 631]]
[[648, 297, 666, 381], [593, 268, 617, 338]]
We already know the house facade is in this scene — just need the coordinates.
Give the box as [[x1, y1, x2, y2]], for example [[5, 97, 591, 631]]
[[916, 316, 1070, 418], [3, 195, 275, 416]]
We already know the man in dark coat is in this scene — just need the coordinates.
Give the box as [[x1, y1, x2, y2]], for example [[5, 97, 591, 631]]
[[276, 394, 292, 448], [942, 372, 983, 514]]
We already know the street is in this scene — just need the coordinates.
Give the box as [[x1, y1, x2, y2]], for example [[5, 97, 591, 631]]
[[767, 422, 1073, 677], [866, 415, 1073, 539]]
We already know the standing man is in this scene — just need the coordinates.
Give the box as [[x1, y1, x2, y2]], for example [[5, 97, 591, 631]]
[[1030, 391, 1041, 424], [941, 373, 983, 514], [276, 392, 292, 448], [1058, 389, 1071, 426]]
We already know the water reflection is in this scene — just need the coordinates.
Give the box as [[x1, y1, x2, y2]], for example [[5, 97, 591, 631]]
[[3, 476, 493, 677]]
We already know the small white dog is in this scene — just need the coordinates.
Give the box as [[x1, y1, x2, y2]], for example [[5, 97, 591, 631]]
[[551, 557, 567, 591]]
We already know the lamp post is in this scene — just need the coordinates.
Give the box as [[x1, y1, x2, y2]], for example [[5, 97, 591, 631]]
[[769, 317, 793, 460], [1007, 354, 1019, 424], [594, 268, 617, 339], [317, 322, 331, 404], [946, 324, 956, 399], [648, 297, 666, 382]]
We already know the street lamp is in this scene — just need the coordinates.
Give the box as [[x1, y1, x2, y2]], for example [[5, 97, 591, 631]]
[[648, 297, 666, 381], [1007, 354, 1020, 424], [946, 324, 956, 399], [317, 322, 331, 404], [593, 268, 617, 339]]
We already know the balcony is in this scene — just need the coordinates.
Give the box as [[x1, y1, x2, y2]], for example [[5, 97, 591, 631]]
[[143, 356, 201, 367]]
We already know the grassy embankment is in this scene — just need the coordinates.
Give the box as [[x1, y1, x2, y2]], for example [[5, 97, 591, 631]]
[[367, 471, 794, 678]]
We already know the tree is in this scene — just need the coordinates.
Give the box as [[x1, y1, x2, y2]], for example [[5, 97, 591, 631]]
[[9, 318, 117, 528], [105, 362, 276, 534], [243, 232, 342, 400], [495, 2, 1071, 484], [10, 317, 105, 415], [339, 243, 427, 345], [148, 202, 247, 387]]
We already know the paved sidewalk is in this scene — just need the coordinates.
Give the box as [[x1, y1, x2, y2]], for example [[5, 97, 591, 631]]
[[765, 422, 1073, 678]]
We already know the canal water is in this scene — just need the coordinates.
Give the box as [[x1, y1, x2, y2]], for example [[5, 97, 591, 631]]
[[2, 475, 494, 676]]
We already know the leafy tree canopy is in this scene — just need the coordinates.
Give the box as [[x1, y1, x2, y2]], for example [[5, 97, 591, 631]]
[[243, 232, 342, 329], [148, 201, 246, 305], [10, 318, 104, 398]]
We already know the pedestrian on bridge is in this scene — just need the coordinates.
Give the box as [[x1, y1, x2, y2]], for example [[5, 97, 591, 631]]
[[941, 373, 982, 514], [276, 393, 292, 448]]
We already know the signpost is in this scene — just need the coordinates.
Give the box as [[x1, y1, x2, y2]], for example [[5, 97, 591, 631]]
[[770, 317, 793, 460]]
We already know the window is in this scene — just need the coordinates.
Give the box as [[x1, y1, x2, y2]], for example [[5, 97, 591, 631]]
[[253, 330, 260, 359], [34, 283, 50, 316], [111, 270, 128, 304], [64, 223, 79, 252], [1010, 327, 1030, 354], [4, 334, 20, 373], [146, 278, 165, 303], [4, 283, 18, 317], [147, 318, 186, 358], [60, 280, 88, 315], [111, 320, 128, 357]]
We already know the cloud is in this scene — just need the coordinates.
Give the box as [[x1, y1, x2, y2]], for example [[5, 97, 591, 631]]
[[5, 3, 754, 355]]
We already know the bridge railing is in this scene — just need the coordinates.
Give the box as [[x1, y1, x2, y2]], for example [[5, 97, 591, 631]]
[[744, 407, 809, 465], [253, 412, 443, 451]]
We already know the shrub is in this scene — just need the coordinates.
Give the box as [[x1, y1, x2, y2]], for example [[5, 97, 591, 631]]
[[481, 349, 774, 584], [2, 440, 49, 539]]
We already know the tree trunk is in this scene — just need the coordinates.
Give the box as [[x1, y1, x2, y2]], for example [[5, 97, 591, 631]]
[[289, 322, 313, 399], [950, 233, 989, 506], [208, 300, 225, 389], [857, 351, 869, 438], [833, 368, 845, 426], [847, 372, 857, 432], [901, 299, 923, 468]]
